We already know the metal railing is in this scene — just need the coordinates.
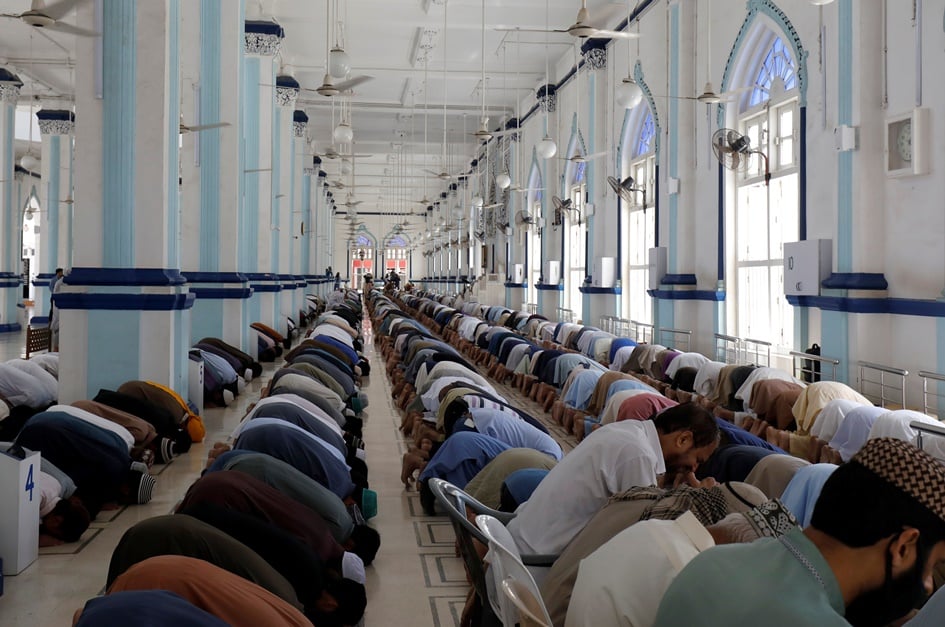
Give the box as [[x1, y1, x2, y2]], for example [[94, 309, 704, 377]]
[[556, 307, 576, 323], [714, 333, 741, 364], [598, 315, 618, 334], [918, 370, 945, 418], [742, 338, 772, 367], [659, 327, 692, 352], [911, 420, 945, 459], [790, 351, 840, 383], [631, 320, 655, 344], [858, 361, 908, 408], [524, 303, 538, 315]]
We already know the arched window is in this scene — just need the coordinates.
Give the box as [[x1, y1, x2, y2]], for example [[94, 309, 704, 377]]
[[621, 108, 656, 325], [351, 233, 375, 291], [564, 132, 587, 314], [728, 30, 799, 352]]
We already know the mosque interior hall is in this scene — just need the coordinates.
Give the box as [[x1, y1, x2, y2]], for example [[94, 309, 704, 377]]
[[4, 0, 945, 625]]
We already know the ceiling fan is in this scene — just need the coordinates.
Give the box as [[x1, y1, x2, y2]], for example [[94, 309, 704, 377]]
[[317, 146, 372, 160], [180, 121, 230, 134], [496, 0, 638, 40], [313, 0, 372, 97], [559, 151, 608, 164], [1, 0, 99, 37]]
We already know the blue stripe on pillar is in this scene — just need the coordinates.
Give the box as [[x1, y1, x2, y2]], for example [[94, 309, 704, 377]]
[[301, 174, 310, 275], [668, 3, 679, 275], [167, 0, 181, 268], [200, 0, 222, 272], [102, 0, 137, 267], [4, 106, 15, 274]]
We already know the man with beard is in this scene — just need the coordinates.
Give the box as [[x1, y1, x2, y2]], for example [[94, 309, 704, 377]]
[[654, 438, 945, 627], [507, 403, 720, 555]]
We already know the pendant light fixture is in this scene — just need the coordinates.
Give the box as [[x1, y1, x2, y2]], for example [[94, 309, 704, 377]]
[[616, 1, 643, 109], [495, 41, 512, 190], [328, 0, 351, 78], [536, 0, 557, 159]]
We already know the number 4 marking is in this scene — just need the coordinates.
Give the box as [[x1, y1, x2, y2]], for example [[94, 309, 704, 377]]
[[25, 463, 34, 502]]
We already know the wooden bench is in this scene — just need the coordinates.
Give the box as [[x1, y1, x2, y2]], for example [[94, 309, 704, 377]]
[[26, 324, 51, 358]]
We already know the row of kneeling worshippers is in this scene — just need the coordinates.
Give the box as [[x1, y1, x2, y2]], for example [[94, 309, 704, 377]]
[[72, 294, 380, 626], [367, 293, 560, 509], [374, 289, 945, 627], [1, 369, 211, 547]]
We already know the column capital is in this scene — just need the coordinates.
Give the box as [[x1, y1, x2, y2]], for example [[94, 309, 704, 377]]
[[276, 75, 300, 107], [244, 20, 285, 56], [0, 69, 23, 104], [293, 109, 309, 137], [536, 84, 557, 113], [580, 38, 608, 70], [37, 109, 76, 135]]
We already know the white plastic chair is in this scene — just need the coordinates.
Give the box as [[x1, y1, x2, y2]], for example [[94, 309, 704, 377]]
[[502, 578, 552, 627], [476, 514, 553, 627]]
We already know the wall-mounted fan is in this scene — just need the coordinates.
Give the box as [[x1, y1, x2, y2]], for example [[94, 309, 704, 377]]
[[711, 128, 770, 185], [607, 175, 646, 207], [551, 196, 574, 228], [515, 209, 536, 228]]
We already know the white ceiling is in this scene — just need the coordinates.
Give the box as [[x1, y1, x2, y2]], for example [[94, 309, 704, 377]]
[[0, 0, 633, 211]]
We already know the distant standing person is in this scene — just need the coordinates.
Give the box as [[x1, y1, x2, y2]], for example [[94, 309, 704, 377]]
[[48, 267, 63, 316], [334, 272, 341, 290]]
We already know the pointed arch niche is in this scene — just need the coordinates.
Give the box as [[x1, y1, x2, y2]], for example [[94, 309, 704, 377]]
[[717, 0, 808, 354], [350, 229, 377, 291], [526, 153, 544, 304], [618, 60, 661, 323], [561, 115, 589, 312]]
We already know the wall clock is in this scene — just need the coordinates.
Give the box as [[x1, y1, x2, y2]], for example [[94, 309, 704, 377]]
[[886, 108, 929, 177]]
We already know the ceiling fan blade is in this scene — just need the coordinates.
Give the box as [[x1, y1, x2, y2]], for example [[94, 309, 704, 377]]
[[0, 14, 23, 18], [184, 122, 230, 132], [333, 75, 373, 92], [43, 21, 99, 37], [494, 27, 570, 34], [584, 151, 610, 161], [244, 168, 271, 173], [589, 29, 639, 40], [490, 128, 522, 138], [43, 0, 82, 21]]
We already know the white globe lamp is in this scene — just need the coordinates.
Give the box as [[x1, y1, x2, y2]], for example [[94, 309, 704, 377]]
[[333, 122, 353, 144], [537, 136, 557, 159], [496, 172, 511, 189], [328, 47, 351, 79], [616, 77, 644, 109], [19, 154, 38, 170], [472, 195, 484, 209]]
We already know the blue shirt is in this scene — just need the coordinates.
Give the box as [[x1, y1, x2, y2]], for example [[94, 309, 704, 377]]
[[468, 408, 562, 461], [419, 432, 511, 488]]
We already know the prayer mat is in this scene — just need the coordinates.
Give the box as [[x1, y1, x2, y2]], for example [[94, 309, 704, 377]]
[[38, 527, 103, 555]]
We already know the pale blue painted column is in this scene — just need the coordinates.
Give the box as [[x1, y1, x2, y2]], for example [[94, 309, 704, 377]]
[[821, 0, 853, 383], [273, 76, 299, 329], [241, 20, 284, 340], [34, 110, 74, 320], [0, 72, 22, 332], [656, 2, 681, 334], [181, 0, 251, 350], [61, 0, 192, 403]]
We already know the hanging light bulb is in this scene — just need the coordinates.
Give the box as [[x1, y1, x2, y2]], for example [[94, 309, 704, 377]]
[[19, 154, 38, 170], [472, 195, 484, 208], [340, 159, 352, 175], [333, 122, 353, 144], [536, 136, 557, 159], [328, 47, 351, 79], [496, 172, 511, 189], [616, 77, 644, 109]]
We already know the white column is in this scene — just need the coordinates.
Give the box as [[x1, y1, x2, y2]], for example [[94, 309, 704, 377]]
[[33, 110, 73, 319], [242, 19, 283, 331], [61, 0, 190, 403], [273, 77, 298, 326], [0, 73, 22, 332], [180, 0, 250, 349]]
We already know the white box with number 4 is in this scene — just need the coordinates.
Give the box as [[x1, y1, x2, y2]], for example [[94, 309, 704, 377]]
[[0, 449, 41, 575]]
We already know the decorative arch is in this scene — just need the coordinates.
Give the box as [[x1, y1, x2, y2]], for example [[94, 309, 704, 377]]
[[527, 152, 543, 206], [563, 114, 588, 192], [619, 60, 662, 174], [717, 0, 809, 126]]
